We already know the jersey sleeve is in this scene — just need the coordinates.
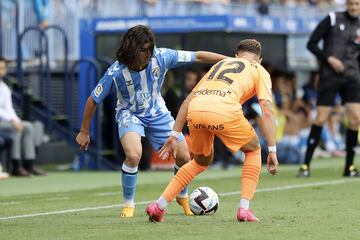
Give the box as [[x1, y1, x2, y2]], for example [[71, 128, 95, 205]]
[[255, 66, 273, 102], [90, 70, 114, 104], [160, 48, 196, 69], [306, 15, 331, 62]]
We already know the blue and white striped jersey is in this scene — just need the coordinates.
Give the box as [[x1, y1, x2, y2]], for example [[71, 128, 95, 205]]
[[91, 48, 196, 118]]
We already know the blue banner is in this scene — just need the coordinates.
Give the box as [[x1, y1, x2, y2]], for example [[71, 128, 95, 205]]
[[91, 16, 321, 34], [91, 15, 322, 34], [93, 16, 229, 33]]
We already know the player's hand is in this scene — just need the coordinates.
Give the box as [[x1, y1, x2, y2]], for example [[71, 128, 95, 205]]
[[159, 136, 178, 161], [76, 130, 90, 151], [39, 20, 49, 30], [11, 120, 23, 133], [327, 56, 345, 73], [266, 152, 279, 175]]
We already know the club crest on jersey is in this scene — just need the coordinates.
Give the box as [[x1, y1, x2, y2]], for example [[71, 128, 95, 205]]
[[94, 84, 103, 97], [339, 24, 345, 31], [152, 66, 160, 78], [355, 28, 360, 44]]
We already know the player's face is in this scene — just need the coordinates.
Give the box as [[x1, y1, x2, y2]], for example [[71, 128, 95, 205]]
[[0, 61, 7, 79], [347, 0, 360, 18], [137, 43, 152, 69]]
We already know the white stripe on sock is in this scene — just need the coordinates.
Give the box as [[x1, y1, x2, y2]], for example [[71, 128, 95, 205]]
[[122, 163, 138, 174]]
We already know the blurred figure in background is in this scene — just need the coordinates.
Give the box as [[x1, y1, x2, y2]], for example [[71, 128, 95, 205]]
[[321, 109, 346, 157], [33, 0, 51, 29], [258, 0, 270, 15], [0, 132, 12, 180], [162, 70, 180, 119], [302, 71, 319, 119], [182, 68, 199, 99], [0, 57, 46, 177], [298, 0, 360, 177]]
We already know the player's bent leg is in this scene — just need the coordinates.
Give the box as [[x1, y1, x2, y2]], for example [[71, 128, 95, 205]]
[[173, 139, 194, 215], [237, 137, 261, 222], [344, 103, 360, 177], [146, 151, 213, 222], [119, 132, 142, 218]]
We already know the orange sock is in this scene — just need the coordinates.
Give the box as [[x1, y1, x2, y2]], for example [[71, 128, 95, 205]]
[[162, 160, 208, 202], [241, 148, 261, 200]]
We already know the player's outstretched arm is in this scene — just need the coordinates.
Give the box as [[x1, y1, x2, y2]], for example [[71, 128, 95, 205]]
[[259, 99, 278, 175], [194, 51, 228, 64], [159, 92, 194, 161], [75, 96, 97, 151]]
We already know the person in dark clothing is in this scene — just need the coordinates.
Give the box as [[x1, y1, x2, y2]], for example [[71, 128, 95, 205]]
[[163, 71, 179, 119], [297, 0, 360, 177]]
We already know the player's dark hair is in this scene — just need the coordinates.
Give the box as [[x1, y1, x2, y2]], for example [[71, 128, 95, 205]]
[[236, 39, 262, 57], [116, 25, 155, 69], [0, 56, 7, 64]]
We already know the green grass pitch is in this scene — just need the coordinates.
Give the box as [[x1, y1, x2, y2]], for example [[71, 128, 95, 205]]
[[1, 157, 360, 240]]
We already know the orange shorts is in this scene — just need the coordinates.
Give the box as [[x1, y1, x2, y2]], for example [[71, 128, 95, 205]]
[[187, 111, 256, 156]]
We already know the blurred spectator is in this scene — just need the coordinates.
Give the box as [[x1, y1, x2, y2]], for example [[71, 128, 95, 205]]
[[0, 132, 12, 180], [208, 0, 230, 15], [181, 67, 200, 100], [258, 0, 270, 15], [0, 163, 9, 180], [162, 70, 180, 119], [298, 0, 360, 177], [271, 70, 287, 108], [321, 109, 346, 157], [33, 0, 51, 29], [302, 71, 319, 119], [198, 65, 212, 80], [277, 107, 310, 164], [0, 131, 12, 170], [180, 68, 200, 135], [0, 57, 46, 177]]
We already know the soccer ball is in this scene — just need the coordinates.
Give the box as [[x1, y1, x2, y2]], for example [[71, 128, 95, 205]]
[[189, 186, 219, 215]]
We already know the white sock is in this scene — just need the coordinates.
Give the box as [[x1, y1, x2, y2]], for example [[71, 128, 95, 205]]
[[239, 198, 250, 210], [124, 200, 134, 208], [157, 196, 168, 210]]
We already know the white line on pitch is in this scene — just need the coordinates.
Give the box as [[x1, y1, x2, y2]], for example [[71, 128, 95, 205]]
[[219, 178, 360, 196], [0, 178, 359, 221], [0, 201, 20, 206]]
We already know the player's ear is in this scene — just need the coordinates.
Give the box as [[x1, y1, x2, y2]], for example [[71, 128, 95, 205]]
[[235, 53, 238, 58]]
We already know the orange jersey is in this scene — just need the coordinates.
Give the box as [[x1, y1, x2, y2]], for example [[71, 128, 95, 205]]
[[189, 57, 272, 118]]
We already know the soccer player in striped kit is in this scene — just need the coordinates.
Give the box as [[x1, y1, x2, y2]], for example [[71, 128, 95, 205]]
[[76, 25, 227, 218]]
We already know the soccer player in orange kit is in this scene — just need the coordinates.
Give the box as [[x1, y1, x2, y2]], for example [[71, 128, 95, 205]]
[[146, 39, 279, 222]]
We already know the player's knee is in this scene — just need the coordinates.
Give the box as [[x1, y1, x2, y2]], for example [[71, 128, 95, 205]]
[[22, 122, 34, 134], [175, 151, 190, 167], [194, 155, 212, 167], [241, 136, 260, 153], [125, 152, 141, 166], [314, 110, 330, 125], [348, 114, 360, 128]]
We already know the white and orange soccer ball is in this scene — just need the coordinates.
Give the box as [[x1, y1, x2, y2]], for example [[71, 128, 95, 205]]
[[189, 186, 219, 215]]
